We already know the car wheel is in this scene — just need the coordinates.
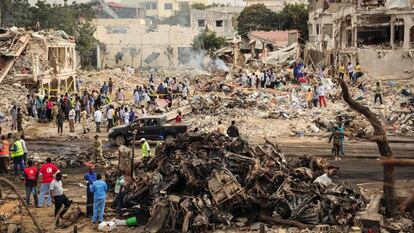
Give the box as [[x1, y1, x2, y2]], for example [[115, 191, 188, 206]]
[[115, 135, 126, 146]]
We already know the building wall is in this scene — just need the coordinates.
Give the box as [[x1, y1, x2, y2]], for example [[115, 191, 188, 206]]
[[190, 9, 235, 39], [122, 0, 208, 18], [95, 22, 198, 68], [355, 49, 414, 76], [246, 0, 307, 12]]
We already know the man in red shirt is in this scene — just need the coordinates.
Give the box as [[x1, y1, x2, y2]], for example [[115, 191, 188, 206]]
[[175, 111, 182, 123], [23, 160, 38, 207], [38, 157, 59, 207]]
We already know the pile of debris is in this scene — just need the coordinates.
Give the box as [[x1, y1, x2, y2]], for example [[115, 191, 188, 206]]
[[109, 133, 365, 231]]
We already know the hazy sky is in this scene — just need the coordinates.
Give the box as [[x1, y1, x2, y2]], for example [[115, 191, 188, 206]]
[[28, 0, 247, 6]]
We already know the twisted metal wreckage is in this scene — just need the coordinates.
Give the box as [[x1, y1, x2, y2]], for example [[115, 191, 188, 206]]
[[106, 132, 365, 232]]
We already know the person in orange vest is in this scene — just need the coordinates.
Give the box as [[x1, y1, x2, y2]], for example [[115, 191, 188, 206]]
[[23, 160, 38, 206], [0, 135, 10, 174], [10, 135, 25, 176]]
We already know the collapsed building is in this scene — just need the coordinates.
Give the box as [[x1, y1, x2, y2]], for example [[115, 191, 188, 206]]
[[0, 27, 77, 95], [306, 0, 414, 76]]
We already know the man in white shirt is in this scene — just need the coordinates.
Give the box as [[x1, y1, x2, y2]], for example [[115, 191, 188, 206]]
[[123, 107, 130, 125], [68, 108, 76, 132], [50, 172, 71, 225], [317, 83, 327, 107], [106, 105, 115, 131], [94, 109, 102, 133]]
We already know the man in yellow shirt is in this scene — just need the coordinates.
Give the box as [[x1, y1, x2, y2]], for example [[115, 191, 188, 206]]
[[338, 63, 345, 79]]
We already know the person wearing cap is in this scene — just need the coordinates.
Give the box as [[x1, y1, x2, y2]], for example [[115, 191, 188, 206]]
[[93, 135, 104, 163], [140, 138, 151, 158], [90, 174, 108, 224], [84, 163, 97, 218]]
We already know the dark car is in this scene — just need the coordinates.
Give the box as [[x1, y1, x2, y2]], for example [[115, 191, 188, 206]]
[[108, 115, 188, 146]]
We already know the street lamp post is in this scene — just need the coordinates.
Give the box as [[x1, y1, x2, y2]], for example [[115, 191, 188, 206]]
[[131, 130, 137, 177]]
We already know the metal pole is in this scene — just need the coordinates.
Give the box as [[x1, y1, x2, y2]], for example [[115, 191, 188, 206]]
[[131, 130, 137, 177]]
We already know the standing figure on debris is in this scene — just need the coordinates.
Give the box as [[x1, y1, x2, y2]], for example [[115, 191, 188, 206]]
[[329, 126, 342, 161], [75, 98, 81, 123], [94, 108, 102, 133], [140, 105, 147, 117], [20, 134, 28, 165], [338, 123, 345, 156], [38, 158, 60, 207], [0, 111, 3, 135], [16, 108, 23, 132], [306, 88, 313, 109], [93, 135, 104, 163], [353, 62, 363, 83], [91, 174, 108, 224], [112, 172, 125, 212], [116, 88, 124, 103], [35, 96, 43, 120], [84, 163, 97, 218], [10, 105, 17, 131], [23, 160, 38, 207], [68, 107, 76, 133], [10, 135, 25, 176], [50, 172, 71, 225], [140, 138, 151, 158], [227, 121, 240, 138], [26, 94, 35, 117], [338, 63, 345, 79], [312, 86, 319, 108], [175, 111, 182, 123], [317, 83, 327, 108], [46, 98, 54, 122], [374, 82, 383, 105], [100, 82, 109, 95], [52, 101, 59, 126], [123, 107, 130, 125], [108, 78, 113, 95], [0, 135, 10, 174], [81, 108, 88, 134], [217, 121, 225, 134], [56, 109, 64, 136], [106, 105, 115, 131], [347, 62, 354, 82]]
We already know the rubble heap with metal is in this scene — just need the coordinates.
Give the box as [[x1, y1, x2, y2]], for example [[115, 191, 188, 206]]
[[107, 132, 365, 231]]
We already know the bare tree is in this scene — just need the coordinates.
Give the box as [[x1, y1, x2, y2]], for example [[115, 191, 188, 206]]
[[338, 79, 396, 216]]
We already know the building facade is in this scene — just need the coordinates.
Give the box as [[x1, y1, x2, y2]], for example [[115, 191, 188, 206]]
[[95, 19, 198, 69], [246, 0, 308, 12], [306, 0, 414, 76], [190, 9, 235, 39], [121, 0, 208, 18]]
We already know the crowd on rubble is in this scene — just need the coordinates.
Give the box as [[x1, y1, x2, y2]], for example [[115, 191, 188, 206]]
[[0, 71, 194, 138]]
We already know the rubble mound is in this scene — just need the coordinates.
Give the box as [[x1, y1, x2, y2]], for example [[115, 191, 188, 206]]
[[113, 133, 365, 231]]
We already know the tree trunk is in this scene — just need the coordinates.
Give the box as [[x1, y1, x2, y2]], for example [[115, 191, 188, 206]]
[[338, 79, 396, 216]]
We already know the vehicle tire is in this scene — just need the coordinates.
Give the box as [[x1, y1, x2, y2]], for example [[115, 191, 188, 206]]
[[165, 135, 174, 143], [114, 135, 126, 146]]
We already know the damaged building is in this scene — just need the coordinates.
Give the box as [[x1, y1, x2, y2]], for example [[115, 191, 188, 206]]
[[0, 28, 77, 94], [95, 20, 198, 69], [306, 0, 414, 76]]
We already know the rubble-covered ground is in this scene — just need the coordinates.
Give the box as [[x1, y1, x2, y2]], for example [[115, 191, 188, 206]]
[[1, 67, 414, 233]]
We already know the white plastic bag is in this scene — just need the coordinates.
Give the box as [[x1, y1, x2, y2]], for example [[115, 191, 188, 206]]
[[98, 221, 117, 231]]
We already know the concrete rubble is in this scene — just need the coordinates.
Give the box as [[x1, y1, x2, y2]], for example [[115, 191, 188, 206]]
[[105, 132, 365, 231]]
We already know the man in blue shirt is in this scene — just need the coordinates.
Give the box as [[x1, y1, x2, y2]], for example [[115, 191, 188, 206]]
[[90, 173, 108, 223], [84, 163, 97, 218]]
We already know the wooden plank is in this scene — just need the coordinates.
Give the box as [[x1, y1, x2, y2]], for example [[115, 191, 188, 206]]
[[0, 58, 15, 84]]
